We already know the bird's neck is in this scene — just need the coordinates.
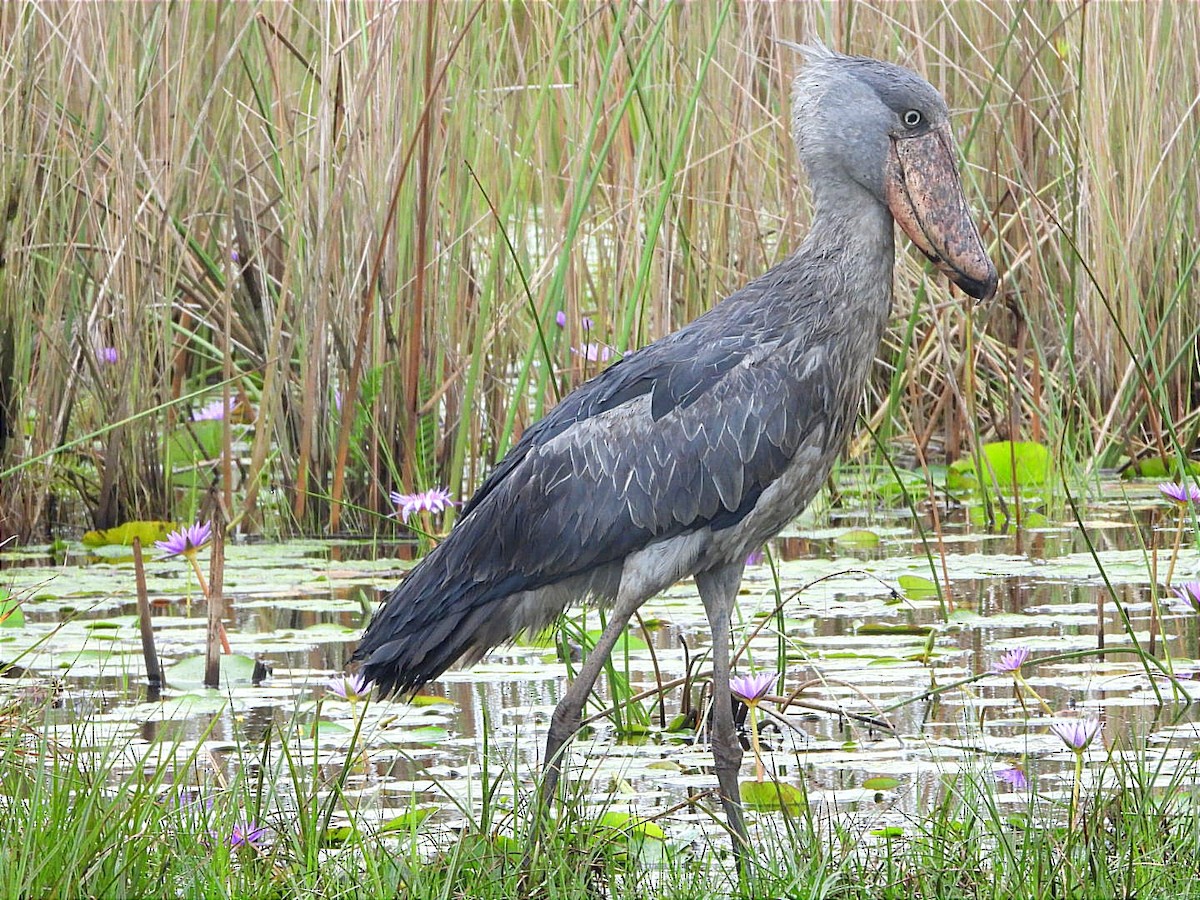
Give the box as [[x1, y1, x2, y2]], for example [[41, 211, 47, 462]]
[[792, 182, 896, 323], [805, 183, 895, 278]]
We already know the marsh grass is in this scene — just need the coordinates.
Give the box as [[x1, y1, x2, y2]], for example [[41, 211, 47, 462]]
[[8, 684, 1200, 899], [1, 1, 1197, 539]]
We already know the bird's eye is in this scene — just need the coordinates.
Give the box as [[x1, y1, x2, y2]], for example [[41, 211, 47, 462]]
[[903, 109, 923, 128]]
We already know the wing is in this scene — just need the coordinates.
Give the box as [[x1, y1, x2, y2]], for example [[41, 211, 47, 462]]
[[459, 325, 754, 520], [355, 256, 854, 694], [355, 328, 843, 695], [481, 338, 839, 575]]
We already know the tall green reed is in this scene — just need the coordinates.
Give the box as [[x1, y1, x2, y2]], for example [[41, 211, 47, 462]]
[[1, 2, 1198, 540]]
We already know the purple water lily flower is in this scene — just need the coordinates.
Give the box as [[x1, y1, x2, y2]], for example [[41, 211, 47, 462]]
[[1171, 581, 1200, 610], [730, 673, 776, 704], [991, 647, 1032, 674], [555, 311, 567, 328], [192, 398, 232, 422], [326, 672, 373, 701], [154, 522, 213, 558], [1049, 717, 1102, 752], [389, 487, 455, 524], [228, 820, 267, 850], [995, 765, 1029, 790], [1159, 482, 1200, 504], [98, 346, 118, 364]]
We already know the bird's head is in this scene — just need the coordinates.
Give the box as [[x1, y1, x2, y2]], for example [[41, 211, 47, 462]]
[[787, 41, 998, 301]]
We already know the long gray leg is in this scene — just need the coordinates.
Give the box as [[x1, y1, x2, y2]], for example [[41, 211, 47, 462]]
[[537, 589, 644, 816], [695, 562, 750, 860], [522, 591, 645, 891]]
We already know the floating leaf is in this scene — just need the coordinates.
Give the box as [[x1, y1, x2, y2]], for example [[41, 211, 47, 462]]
[[409, 694, 455, 708], [897, 574, 939, 600], [322, 825, 357, 846], [665, 713, 695, 733], [82, 521, 175, 548], [862, 776, 902, 791], [405, 725, 449, 743], [309, 719, 352, 737], [299, 622, 357, 633], [858, 623, 933, 636], [871, 826, 906, 838], [0, 590, 24, 628], [834, 529, 881, 548], [584, 628, 648, 653], [646, 760, 684, 772], [437, 833, 522, 870], [380, 805, 438, 833], [165, 653, 258, 688], [1124, 457, 1200, 479], [740, 780, 805, 812], [595, 811, 666, 841], [72, 646, 137, 661], [947, 441, 1052, 492]]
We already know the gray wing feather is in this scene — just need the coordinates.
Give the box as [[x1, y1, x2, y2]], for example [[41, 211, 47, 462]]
[[354, 261, 851, 694]]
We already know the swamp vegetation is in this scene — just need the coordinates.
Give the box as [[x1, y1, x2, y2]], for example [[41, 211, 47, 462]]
[[3, 1, 1200, 898]]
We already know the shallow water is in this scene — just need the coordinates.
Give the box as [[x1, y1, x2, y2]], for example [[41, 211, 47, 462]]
[[2, 476, 1199, 842]]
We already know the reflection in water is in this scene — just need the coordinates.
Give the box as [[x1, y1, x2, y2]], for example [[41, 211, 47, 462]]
[[4, 490, 1200, 837]]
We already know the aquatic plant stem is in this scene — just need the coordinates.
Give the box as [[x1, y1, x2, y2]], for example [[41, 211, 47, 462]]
[[1014, 671, 1055, 717], [1067, 748, 1084, 830], [1147, 506, 1183, 663], [185, 553, 210, 603], [747, 702, 765, 782], [1165, 505, 1185, 587], [184, 548, 230, 658]]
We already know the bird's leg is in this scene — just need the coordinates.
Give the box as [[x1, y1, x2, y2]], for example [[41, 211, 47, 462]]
[[695, 563, 750, 864], [533, 592, 643, 838]]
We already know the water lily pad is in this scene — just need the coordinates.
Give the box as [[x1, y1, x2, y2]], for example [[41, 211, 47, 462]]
[[322, 824, 358, 845], [409, 694, 455, 708], [858, 623, 933, 636], [0, 590, 24, 628], [1125, 457, 1200, 479], [834, 529, 881, 548], [665, 713, 694, 733], [741, 780, 805, 812], [405, 725, 449, 743], [862, 776, 901, 791], [647, 760, 685, 772], [158, 694, 232, 715], [165, 653, 258, 688], [595, 811, 666, 841], [584, 628, 649, 653], [81, 521, 176, 548], [380, 805, 438, 833], [897, 574, 939, 600], [948, 441, 1052, 492]]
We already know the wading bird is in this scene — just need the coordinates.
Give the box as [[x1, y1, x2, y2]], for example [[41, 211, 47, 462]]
[[354, 43, 997, 854]]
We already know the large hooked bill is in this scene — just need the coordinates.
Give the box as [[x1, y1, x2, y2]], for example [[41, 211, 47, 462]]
[[884, 123, 998, 301]]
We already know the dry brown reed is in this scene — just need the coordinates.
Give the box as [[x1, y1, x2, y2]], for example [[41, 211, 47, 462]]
[[0, 1, 1197, 540]]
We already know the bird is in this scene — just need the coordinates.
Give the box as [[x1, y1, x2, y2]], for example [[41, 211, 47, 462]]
[[354, 42, 997, 856]]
